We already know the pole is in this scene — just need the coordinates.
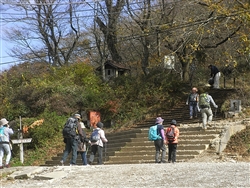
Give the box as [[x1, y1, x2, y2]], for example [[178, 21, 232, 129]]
[[19, 116, 24, 164], [105, 142, 107, 163]]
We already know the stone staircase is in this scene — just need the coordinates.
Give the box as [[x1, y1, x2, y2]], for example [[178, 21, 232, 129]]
[[44, 88, 236, 166], [104, 126, 222, 164]]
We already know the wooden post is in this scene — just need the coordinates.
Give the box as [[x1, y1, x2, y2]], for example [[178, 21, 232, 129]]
[[11, 116, 32, 164], [19, 116, 23, 163]]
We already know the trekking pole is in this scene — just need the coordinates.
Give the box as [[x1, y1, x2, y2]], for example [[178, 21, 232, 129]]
[[214, 108, 217, 127], [86, 143, 89, 155], [104, 142, 107, 163]]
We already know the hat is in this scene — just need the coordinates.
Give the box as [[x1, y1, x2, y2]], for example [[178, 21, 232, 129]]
[[155, 117, 164, 124], [96, 122, 104, 128], [74, 114, 81, 119], [171, 119, 177, 125], [0, 118, 9, 126]]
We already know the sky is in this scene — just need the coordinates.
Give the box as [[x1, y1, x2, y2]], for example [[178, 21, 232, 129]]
[[0, 0, 96, 72], [0, 3, 18, 72]]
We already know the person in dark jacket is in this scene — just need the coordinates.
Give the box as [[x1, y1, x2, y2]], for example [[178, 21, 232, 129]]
[[60, 114, 85, 166], [208, 64, 221, 89], [154, 117, 167, 163]]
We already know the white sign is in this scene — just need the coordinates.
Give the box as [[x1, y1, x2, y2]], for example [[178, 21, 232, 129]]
[[164, 55, 175, 69], [12, 138, 32, 144]]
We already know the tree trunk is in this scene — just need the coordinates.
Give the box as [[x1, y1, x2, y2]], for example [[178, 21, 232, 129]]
[[181, 60, 190, 82], [141, 37, 150, 75]]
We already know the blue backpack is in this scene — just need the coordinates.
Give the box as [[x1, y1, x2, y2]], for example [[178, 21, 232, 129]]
[[90, 129, 100, 142], [0, 127, 8, 143], [148, 125, 161, 141]]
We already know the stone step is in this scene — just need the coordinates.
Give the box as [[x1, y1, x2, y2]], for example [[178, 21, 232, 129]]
[[107, 154, 195, 162], [105, 155, 195, 164], [113, 150, 201, 156], [106, 130, 220, 142], [117, 145, 208, 151], [52, 147, 203, 161]]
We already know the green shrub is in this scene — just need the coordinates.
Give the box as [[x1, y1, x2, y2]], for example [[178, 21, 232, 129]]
[[22, 110, 66, 149]]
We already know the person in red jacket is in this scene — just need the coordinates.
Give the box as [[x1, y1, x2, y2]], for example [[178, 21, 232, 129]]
[[166, 120, 179, 163]]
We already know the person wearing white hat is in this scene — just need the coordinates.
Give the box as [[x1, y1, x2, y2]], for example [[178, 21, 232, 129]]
[[0, 118, 14, 168]]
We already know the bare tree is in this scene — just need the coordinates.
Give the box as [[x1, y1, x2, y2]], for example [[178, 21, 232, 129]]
[[125, 0, 153, 75], [95, 0, 125, 63], [1, 0, 88, 66]]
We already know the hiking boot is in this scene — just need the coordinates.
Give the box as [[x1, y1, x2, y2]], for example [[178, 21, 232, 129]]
[[207, 123, 212, 127], [190, 116, 193, 119], [5, 164, 10, 168], [60, 160, 64, 166]]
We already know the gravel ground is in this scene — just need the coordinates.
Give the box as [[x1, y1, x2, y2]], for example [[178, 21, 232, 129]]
[[1, 161, 249, 188]]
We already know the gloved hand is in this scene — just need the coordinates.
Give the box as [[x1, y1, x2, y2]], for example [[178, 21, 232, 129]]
[[186, 102, 188, 105], [214, 105, 218, 108]]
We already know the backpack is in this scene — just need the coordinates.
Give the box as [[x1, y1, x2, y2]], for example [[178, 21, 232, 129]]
[[208, 78, 214, 85], [166, 126, 175, 143], [62, 117, 78, 138], [148, 125, 161, 141], [199, 93, 210, 108], [0, 127, 8, 143], [90, 129, 100, 142]]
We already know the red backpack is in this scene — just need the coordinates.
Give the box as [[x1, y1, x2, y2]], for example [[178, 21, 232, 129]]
[[166, 126, 175, 143]]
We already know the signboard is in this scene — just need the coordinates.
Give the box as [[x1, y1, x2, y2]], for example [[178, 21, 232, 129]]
[[12, 138, 32, 144], [164, 55, 175, 70]]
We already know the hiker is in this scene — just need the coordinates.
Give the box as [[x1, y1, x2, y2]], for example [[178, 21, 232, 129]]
[[89, 122, 108, 165], [166, 120, 179, 164], [198, 89, 218, 130], [0, 118, 14, 168], [208, 64, 221, 89], [61, 114, 85, 166], [77, 117, 90, 166], [186, 87, 199, 119], [153, 117, 167, 163]]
